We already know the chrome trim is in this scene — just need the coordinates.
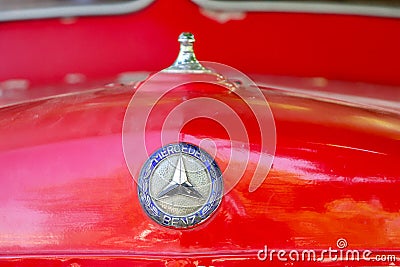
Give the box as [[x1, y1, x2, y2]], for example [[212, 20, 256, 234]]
[[163, 32, 212, 74], [0, 0, 154, 22], [192, 0, 400, 19]]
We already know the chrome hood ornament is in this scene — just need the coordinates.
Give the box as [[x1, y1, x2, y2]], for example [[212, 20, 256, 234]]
[[163, 32, 212, 73], [157, 156, 204, 200], [137, 143, 223, 229]]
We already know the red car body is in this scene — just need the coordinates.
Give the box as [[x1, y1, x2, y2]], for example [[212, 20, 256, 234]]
[[0, 0, 399, 266]]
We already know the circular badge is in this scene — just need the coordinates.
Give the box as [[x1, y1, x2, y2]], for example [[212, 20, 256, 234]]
[[138, 142, 223, 229]]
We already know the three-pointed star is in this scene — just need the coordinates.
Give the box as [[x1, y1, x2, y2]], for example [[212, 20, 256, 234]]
[[157, 156, 203, 199]]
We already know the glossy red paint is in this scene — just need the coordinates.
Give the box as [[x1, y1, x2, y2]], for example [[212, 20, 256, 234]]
[[0, 73, 399, 266], [1, 0, 400, 88], [1, 0, 400, 266]]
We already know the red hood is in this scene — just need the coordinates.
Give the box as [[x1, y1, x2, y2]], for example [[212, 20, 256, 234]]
[[0, 76, 399, 265]]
